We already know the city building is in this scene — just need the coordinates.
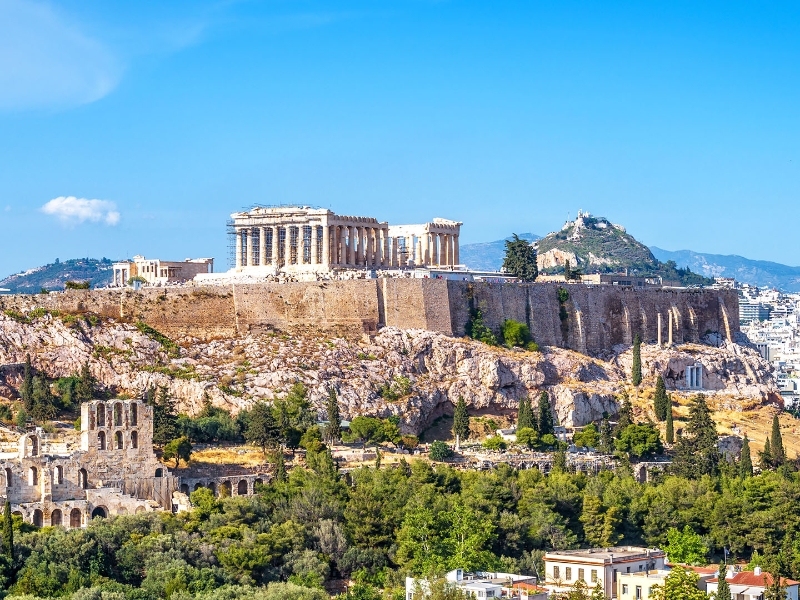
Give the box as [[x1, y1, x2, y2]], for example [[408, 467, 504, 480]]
[[706, 567, 800, 600], [543, 547, 666, 598], [740, 301, 772, 325], [617, 567, 716, 600], [228, 206, 462, 276], [112, 255, 214, 287], [405, 569, 541, 600]]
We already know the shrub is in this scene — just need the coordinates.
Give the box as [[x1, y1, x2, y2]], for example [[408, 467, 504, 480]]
[[65, 280, 91, 290], [515, 427, 538, 448], [482, 436, 507, 451], [502, 319, 532, 348], [429, 440, 454, 461], [466, 307, 498, 346]]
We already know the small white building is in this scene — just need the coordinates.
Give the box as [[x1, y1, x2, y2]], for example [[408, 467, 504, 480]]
[[706, 567, 800, 600], [543, 547, 666, 598], [405, 569, 539, 600], [112, 256, 214, 287]]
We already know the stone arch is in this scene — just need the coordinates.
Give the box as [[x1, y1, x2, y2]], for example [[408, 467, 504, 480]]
[[135, 506, 146, 514], [254, 478, 263, 489], [155, 468, 163, 478], [50, 509, 62, 526], [78, 468, 88, 489], [69, 508, 82, 528], [55, 465, 63, 484], [130, 430, 138, 449], [237, 480, 248, 495], [5, 467, 12, 488], [98, 431, 106, 451], [96, 404, 106, 427], [91, 506, 107, 519], [180, 484, 189, 495], [114, 431, 123, 450], [114, 402, 123, 427], [208, 482, 217, 496], [28, 466, 38, 486], [32, 509, 43, 527], [30, 435, 39, 456], [193, 482, 203, 491], [130, 402, 138, 426], [219, 480, 231, 498], [12, 511, 23, 519]]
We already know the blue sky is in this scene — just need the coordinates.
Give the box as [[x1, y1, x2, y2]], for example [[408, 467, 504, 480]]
[[1, 0, 799, 277]]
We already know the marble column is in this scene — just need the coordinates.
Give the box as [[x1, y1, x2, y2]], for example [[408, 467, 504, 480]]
[[657, 313, 663, 346], [441, 234, 448, 266], [347, 226, 355, 266], [235, 230, 243, 268], [322, 225, 330, 267], [245, 230, 253, 267], [391, 237, 398, 267], [284, 226, 292, 266], [382, 229, 389, 267], [367, 228, 375, 266], [259, 227, 267, 267], [271, 227, 279, 266], [453, 234, 460, 266], [311, 225, 319, 265]]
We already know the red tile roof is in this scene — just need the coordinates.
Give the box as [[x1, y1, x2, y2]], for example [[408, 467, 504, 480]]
[[708, 571, 800, 587]]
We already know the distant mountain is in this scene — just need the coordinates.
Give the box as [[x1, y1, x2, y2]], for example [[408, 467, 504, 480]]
[[459, 233, 540, 271], [0, 258, 113, 294], [651, 247, 800, 292]]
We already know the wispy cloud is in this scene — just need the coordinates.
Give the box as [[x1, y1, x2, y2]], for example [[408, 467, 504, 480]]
[[41, 196, 120, 226], [0, 0, 121, 111]]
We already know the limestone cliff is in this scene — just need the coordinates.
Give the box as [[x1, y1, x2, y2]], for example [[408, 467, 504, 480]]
[[0, 311, 777, 432]]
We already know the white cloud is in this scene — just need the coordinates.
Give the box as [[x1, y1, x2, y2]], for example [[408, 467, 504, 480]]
[[0, 0, 121, 111], [41, 196, 120, 226]]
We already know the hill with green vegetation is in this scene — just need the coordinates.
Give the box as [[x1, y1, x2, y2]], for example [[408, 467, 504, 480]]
[[0, 258, 113, 293], [535, 212, 712, 286]]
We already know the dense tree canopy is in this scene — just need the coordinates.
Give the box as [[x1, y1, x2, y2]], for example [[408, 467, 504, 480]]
[[502, 234, 538, 281]]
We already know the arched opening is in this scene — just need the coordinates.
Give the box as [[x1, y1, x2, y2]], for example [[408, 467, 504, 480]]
[[193, 483, 203, 491], [28, 467, 38, 486], [254, 478, 263, 490], [91, 506, 107, 519], [130, 431, 138, 449], [12, 511, 23, 519], [237, 480, 248, 495], [130, 403, 138, 426], [55, 465, 63, 485], [97, 431, 106, 451], [78, 468, 87, 489], [155, 468, 163, 478], [5, 468, 12, 488], [180, 484, 189, 494], [135, 506, 146, 514], [96, 404, 106, 427], [32, 509, 43, 527], [114, 402, 123, 427], [30, 436, 39, 456], [114, 431, 123, 450], [219, 480, 231, 498], [208, 482, 217, 496], [50, 509, 62, 526], [70, 508, 82, 528]]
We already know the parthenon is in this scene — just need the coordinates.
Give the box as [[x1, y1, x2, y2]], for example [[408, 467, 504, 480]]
[[230, 206, 462, 274]]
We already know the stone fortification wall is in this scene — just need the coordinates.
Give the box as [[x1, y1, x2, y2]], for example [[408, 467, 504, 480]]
[[0, 281, 739, 354]]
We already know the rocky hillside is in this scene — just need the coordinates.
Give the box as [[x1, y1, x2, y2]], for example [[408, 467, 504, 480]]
[[0, 309, 778, 434], [0, 258, 113, 293]]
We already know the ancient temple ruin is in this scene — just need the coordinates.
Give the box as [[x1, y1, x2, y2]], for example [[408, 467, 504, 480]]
[[229, 206, 462, 275], [0, 399, 270, 528]]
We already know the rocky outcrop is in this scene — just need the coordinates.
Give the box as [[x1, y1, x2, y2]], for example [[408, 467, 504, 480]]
[[0, 311, 778, 432]]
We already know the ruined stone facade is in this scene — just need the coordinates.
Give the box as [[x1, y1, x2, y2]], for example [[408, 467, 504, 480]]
[[112, 256, 214, 287], [0, 399, 269, 528]]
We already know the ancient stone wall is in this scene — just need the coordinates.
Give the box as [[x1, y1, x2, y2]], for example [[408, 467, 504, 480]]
[[0, 281, 739, 354]]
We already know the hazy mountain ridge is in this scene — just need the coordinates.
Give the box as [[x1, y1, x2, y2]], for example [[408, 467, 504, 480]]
[[458, 232, 540, 271], [0, 258, 113, 293]]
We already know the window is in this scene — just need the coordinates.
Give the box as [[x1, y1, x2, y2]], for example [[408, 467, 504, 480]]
[[130, 403, 138, 426], [29, 467, 38, 486], [114, 431, 123, 449], [55, 466, 63, 484], [565, 567, 572, 581], [635, 586, 642, 599], [131, 430, 138, 449], [622, 585, 629, 594], [578, 568, 585, 582], [591, 570, 597, 583], [553, 566, 560, 580], [626, 567, 631, 573]]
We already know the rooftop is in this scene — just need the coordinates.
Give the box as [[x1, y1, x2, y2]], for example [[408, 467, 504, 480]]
[[545, 546, 665, 562], [709, 571, 800, 588]]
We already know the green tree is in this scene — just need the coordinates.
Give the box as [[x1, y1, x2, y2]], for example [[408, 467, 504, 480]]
[[2, 501, 12, 560], [15, 407, 28, 429], [245, 401, 280, 453], [761, 438, 773, 469], [73, 362, 96, 403], [616, 392, 633, 433], [615, 423, 662, 459], [326, 386, 341, 443], [715, 563, 731, 600], [516, 427, 539, 449], [517, 396, 535, 432], [632, 335, 642, 386], [770, 414, 785, 466], [663, 525, 708, 565], [580, 495, 621, 548], [665, 402, 674, 444], [598, 417, 614, 454], [453, 396, 470, 442], [349, 416, 385, 447], [152, 386, 179, 446], [466, 307, 498, 346], [429, 440, 454, 462], [482, 436, 507, 451], [672, 394, 719, 478], [502, 319, 532, 348], [573, 424, 599, 449], [274, 449, 287, 483], [538, 391, 554, 436], [162, 436, 192, 467], [20, 353, 34, 411], [763, 574, 787, 600], [653, 375, 669, 421], [502, 233, 538, 281], [445, 503, 497, 571], [739, 435, 753, 478], [649, 566, 707, 600], [30, 376, 57, 422]]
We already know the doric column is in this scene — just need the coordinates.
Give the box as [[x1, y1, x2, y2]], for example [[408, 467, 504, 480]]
[[284, 226, 292, 266], [416, 238, 423, 266], [235, 229, 243, 269], [382, 229, 389, 267], [259, 227, 267, 267], [271, 227, 279, 266], [367, 228, 375, 266], [322, 226, 330, 267], [453, 234, 460, 265], [392, 237, 398, 267], [311, 225, 319, 265], [246, 230, 254, 267], [348, 226, 355, 266]]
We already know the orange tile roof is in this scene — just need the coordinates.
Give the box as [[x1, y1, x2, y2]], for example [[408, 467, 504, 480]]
[[709, 571, 800, 587]]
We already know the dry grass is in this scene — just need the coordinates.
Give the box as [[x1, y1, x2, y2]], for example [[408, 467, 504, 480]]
[[187, 445, 269, 467]]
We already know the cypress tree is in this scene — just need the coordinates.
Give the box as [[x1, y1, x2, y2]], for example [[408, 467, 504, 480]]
[[152, 386, 178, 446], [715, 563, 731, 600], [74, 362, 96, 403], [599, 417, 613, 454], [326, 386, 341, 443], [21, 353, 34, 411], [740, 435, 753, 478], [653, 375, 669, 421], [672, 394, 719, 478], [3, 500, 12, 561], [770, 415, 785, 466], [665, 402, 674, 444], [517, 396, 534, 431], [274, 448, 286, 483], [632, 335, 642, 386], [453, 396, 471, 441], [538, 391, 554, 436], [761, 438, 773, 470], [617, 392, 633, 435]]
